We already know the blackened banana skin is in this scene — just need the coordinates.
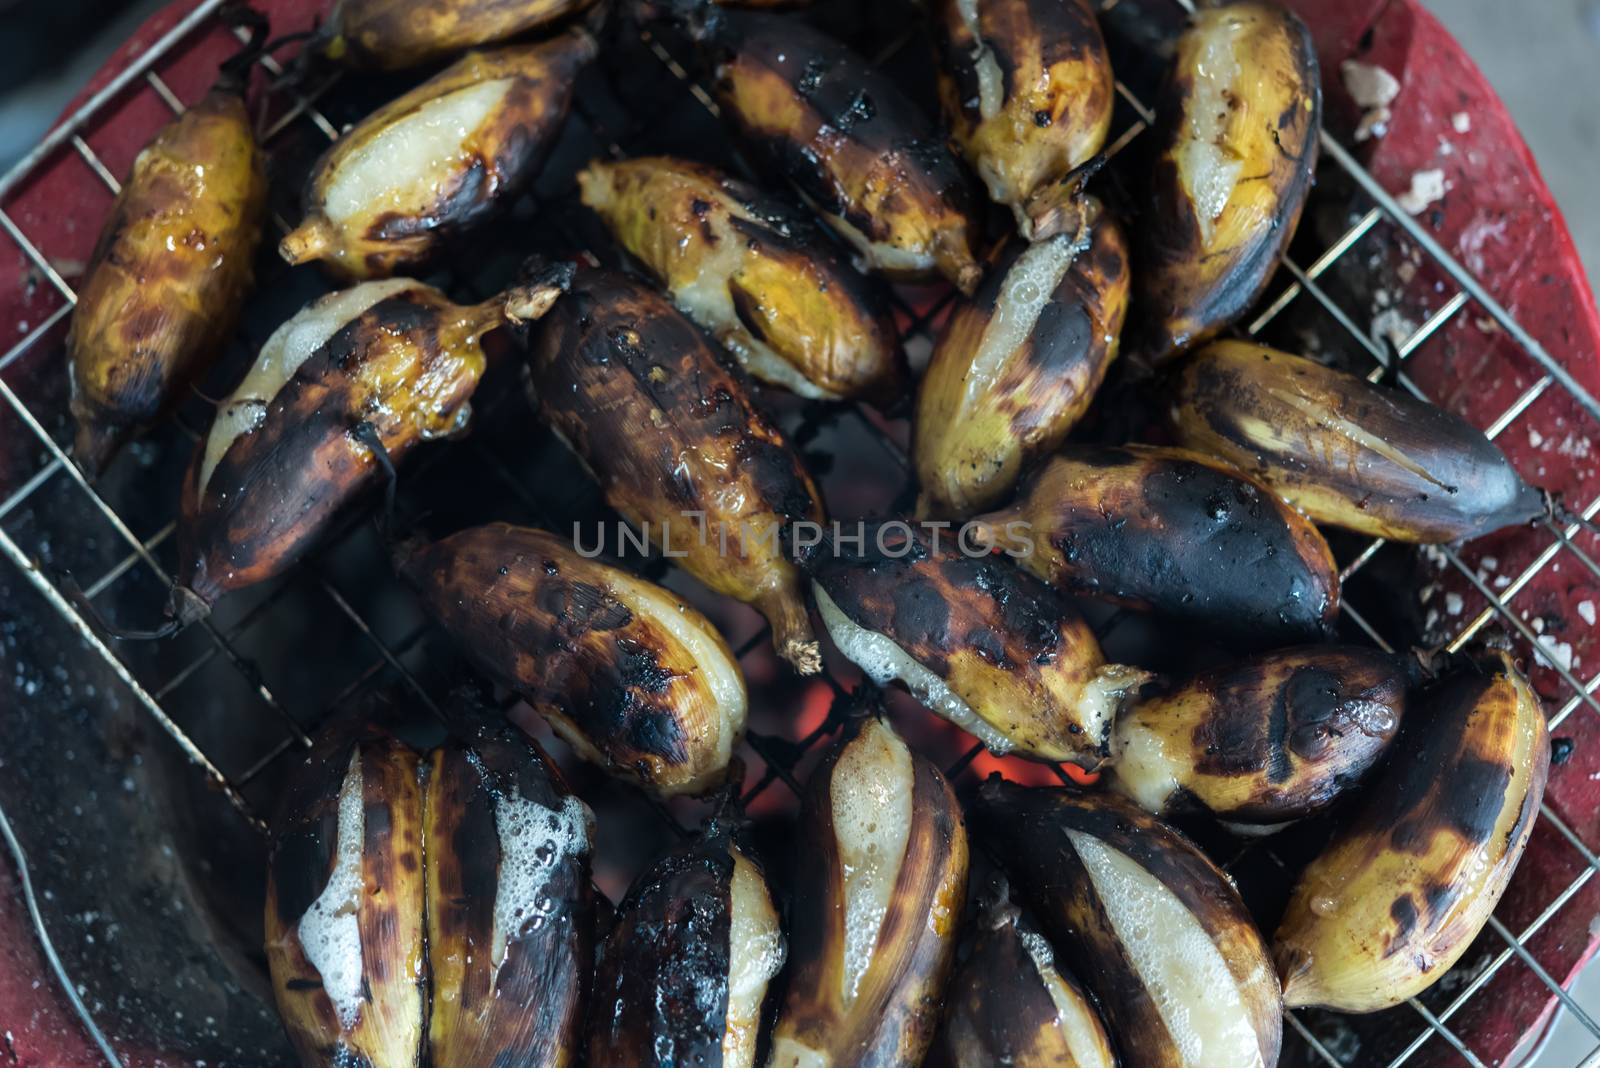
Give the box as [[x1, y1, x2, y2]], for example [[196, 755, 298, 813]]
[[914, 202, 1129, 519], [933, 0, 1114, 240], [425, 718, 593, 1068], [768, 717, 969, 1068], [1168, 341, 1545, 542], [317, 0, 597, 70], [579, 156, 904, 401], [1110, 645, 1406, 827], [586, 827, 783, 1068], [943, 880, 1116, 1068], [804, 523, 1149, 767], [1275, 651, 1550, 1012], [68, 80, 265, 474], [283, 33, 596, 280], [1131, 0, 1320, 362], [265, 720, 426, 1068], [975, 780, 1284, 1068], [177, 272, 567, 624], [701, 10, 983, 293], [398, 524, 748, 797], [526, 267, 826, 674], [971, 443, 1340, 647]]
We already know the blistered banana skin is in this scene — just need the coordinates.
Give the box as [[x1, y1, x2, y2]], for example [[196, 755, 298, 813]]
[[398, 524, 748, 797], [915, 202, 1128, 519], [1167, 340, 1545, 541], [425, 718, 593, 1068], [578, 156, 903, 401], [1110, 645, 1406, 826], [1274, 651, 1550, 1013], [933, 0, 1114, 240], [943, 881, 1116, 1068], [1132, 0, 1320, 362], [971, 443, 1340, 647], [525, 267, 826, 674], [975, 779, 1283, 1068], [179, 274, 565, 614], [67, 88, 265, 474], [704, 10, 982, 293], [318, 0, 597, 70], [768, 718, 969, 1068], [265, 721, 426, 1068], [283, 33, 595, 280]]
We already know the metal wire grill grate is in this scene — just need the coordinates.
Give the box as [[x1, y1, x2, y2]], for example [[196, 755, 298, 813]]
[[1, 0, 1599, 1065]]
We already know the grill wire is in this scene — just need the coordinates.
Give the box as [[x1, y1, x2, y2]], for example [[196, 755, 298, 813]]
[[1, 0, 1599, 1065]]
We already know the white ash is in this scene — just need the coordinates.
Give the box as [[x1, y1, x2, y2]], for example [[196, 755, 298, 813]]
[[1578, 601, 1596, 627], [1341, 60, 1401, 108], [1452, 112, 1472, 133], [1535, 634, 1575, 674], [1397, 169, 1447, 214]]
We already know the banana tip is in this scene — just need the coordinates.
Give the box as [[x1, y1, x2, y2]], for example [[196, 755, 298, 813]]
[[954, 261, 983, 297], [73, 422, 123, 479], [505, 261, 576, 323], [783, 638, 822, 676], [167, 585, 211, 631], [279, 221, 330, 266]]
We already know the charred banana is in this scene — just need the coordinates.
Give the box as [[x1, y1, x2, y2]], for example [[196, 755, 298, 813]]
[[698, 10, 982, 293], [315, 0, 597, 71], [282, 32, 595, 279], [943, 878, 1115, 1068], [399, 524, 748, 797], [425, 718, 594, 1068], [804, 523, 1149, 767], [265, 721, 426, 1068], [267, 715, 595, 1068], [1108, 645, 1406, 831], [67, 51, 265, 473], [578, 156, 903, 401], [1132, 0, 1320, 362], [525, 266, 826, 674], [914, 200, 1128, 519], [933, 0, 1114, 240], [586, 825, 784, 1068], [1167, 340, 1545, 541], [970, 443, 1340, 646], [176, 269, 569, 624], [975, 778, 1283, 1067], [768, 717, 969, 1067], [1274, 650, 1550, 1013]]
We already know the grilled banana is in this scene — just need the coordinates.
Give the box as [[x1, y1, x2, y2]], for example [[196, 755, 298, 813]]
[[1131, 0, 1320, 362], [578, 156, 903, 401], [265, 721, 426, 1068], [970, 443, 1340, 647], [398, 524, 748, 797], [1167, 340, 1546, 541], [932, 0, 1114, 240], [1108, 645, 1406, 830], [975, 778, 1283, 1067], [176, 269, 569, 624], [282, 33, 595, 280], [698, 10, 982, 293], [768, 716, 969, 1067], [67, 57, 265, 474], [525, 266, 826, 674], [316, 0, 597, 70], [943, 878, 1115, 1068], [425, 717, 594, 1068], [805, 523, 1149, 767], [1274, 650, 1550, 1013], [586, 826, 784, 1068], [914, 201, 1128, 519]]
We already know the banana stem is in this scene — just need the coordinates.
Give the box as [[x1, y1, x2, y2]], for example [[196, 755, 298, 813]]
[[757, 585, 821, 676], [278, 219, 332, 266]]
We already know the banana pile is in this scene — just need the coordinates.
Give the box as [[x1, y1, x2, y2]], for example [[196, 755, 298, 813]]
[[64, 0, 1562, 1064]]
